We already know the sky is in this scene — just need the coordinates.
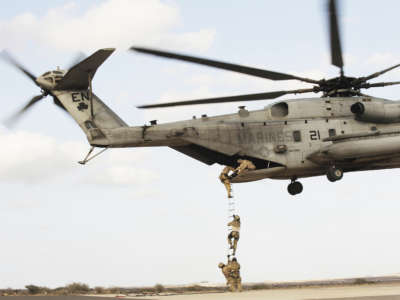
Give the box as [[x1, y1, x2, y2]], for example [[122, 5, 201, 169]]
[[2, 0, 400, 289]]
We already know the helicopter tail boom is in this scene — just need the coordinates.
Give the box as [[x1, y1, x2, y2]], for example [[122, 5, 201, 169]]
[[52, 48, 128, 146], [54, 90, 127, 146]]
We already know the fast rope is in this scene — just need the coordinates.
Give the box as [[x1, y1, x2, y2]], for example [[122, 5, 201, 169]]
[[227, 194, 236, 256]]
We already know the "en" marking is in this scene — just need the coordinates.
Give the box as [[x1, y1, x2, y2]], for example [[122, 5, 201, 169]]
[[71, 92, 90, 102]]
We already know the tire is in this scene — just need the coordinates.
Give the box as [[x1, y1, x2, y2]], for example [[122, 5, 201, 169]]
[[287, 181, 303, 195], [327, 166, 343, 182]]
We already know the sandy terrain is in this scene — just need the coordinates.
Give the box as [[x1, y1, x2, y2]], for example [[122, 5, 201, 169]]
[[8, 284, 400, 300], [137, 283, 400, 300]]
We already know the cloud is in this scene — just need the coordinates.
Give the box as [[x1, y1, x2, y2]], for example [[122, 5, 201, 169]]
[[0, 129, 84, 182], [88, 166, 158, 185], [0, 0, 216, 52], [84, 149, 159, 186], [0, 129, 157, 186]]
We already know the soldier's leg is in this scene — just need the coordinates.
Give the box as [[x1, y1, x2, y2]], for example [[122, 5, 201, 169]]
[[232, 279, 239, 292], [228, 279, 235, 292], [227, 232, 233, 248], [223, 180, 232, 198], [232, 232, 239, 255], [237, 278, 242, 292], [232, 238, 238, 255]]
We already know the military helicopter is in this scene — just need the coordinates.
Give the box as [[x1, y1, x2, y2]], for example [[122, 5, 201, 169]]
[[3, 0, 400, 196]]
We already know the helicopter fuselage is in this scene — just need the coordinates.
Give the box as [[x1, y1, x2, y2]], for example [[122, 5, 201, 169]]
[[84, 95, 400, 184]]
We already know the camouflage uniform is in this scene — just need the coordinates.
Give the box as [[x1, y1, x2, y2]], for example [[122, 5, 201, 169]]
[[218, 262, 235, 291], [227, 215, 241, 256], [234, 159, 256, 176], [219, 166, 235, 198], [228, 258, 242, 292]]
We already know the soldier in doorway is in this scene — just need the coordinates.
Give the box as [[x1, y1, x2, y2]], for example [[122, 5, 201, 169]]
[[231, 159, 256, 178], [227, 214, 241, 256], [228, 257, 242, 292], [219, 165, 235, 198]]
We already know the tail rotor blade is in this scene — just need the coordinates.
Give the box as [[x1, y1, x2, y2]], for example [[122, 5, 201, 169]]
[[1, 50, 39, 86], [4, 94, 46, 126]]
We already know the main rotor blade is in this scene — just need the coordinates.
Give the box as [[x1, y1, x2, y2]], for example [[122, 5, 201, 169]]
[[1, 50, 38, 86], [4, 94, 45, 126], [328, 0, 344, 73], [359, 64, 400, 82], [137, 88, 317, 109], [360, 81, 400, 89], [131, 47, 320, 84]]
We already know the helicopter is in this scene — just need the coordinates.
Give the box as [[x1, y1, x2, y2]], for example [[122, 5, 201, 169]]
[[3, 0, 400, 196]]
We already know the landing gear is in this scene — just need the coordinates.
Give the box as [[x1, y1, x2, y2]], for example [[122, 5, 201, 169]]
[[287, 179, 303, 196], [326, 166, 343, 182]]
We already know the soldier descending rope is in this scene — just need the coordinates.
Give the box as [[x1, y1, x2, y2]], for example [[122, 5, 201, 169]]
[[218, 256, 242, 292], [219, 165, 235, 198], [227, 257, 242, 292], [218, 159, 254, 291], [219, 159, 256, 199], [218, 259, 234, 292], [227, 214, 241, 256]]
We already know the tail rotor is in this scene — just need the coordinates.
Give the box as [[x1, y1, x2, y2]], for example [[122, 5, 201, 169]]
[[0, 50, 86, 126]]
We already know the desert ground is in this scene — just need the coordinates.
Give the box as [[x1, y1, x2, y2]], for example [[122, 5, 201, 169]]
[[135, 283, 400, 300]]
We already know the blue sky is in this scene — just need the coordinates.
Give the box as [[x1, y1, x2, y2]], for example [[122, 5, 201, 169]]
[[2, 0, 400, 289]]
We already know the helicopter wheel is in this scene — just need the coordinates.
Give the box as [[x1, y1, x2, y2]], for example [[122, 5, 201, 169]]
[[327, 166, 343, 182], [287, 181, 303, 196]]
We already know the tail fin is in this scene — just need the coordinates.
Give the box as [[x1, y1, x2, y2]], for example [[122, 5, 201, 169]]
[[53, 48, 127, 146]]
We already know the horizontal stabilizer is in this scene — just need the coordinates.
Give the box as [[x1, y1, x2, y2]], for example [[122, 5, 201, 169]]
[[56, 48, 115, 90]]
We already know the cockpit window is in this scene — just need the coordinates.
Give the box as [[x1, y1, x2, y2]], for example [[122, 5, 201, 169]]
[[44, 77, 53, 83], [53, 71, 63, 74], [43, 72, 51, 76]]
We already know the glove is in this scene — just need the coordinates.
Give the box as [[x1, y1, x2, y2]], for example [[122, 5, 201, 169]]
[[229, 171, 238, 179]]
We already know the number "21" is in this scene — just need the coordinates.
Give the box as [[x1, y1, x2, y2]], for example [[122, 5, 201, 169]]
[[309, 130, 321, 140]]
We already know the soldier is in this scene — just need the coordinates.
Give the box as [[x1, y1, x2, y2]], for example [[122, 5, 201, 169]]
[[232, 159, 256, 177], [227, 215, 241, 256], [228, 257, 242, 292], [218, 260, 235, 292], [219, 165, 235, 198]]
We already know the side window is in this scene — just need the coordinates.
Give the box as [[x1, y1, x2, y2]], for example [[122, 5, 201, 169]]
[[328, 128, 336, 137], [293, 130, 301, 142]]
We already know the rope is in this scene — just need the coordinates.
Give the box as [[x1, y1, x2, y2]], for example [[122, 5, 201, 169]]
[[227, 193, 235, 257]]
